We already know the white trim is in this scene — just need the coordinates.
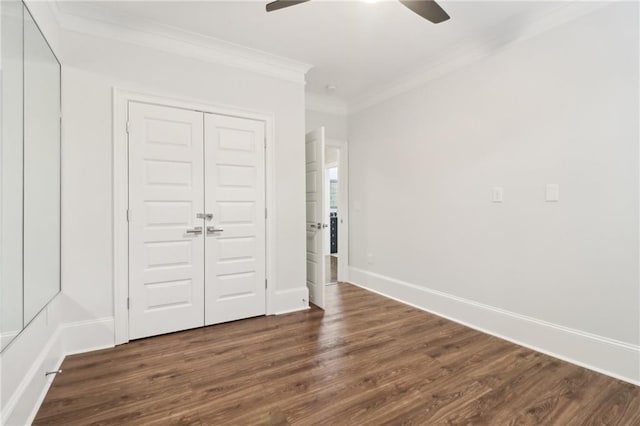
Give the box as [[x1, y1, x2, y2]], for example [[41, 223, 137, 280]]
[[349, 266, 640, 386], [3, 317, 115, 426], [305, 92, 348, 116], [264, 113, 278, 316], [113, 89, 129, 346], [62, 317, 115, 356], [2, 328, 62, 426], [46, 1, 312, 84], [1, 297, 64, 426], [113, 88, 278, 345], [23, 355, 64, 426], [273, 287, 310, 315], [326, 138, 349, 283], [40, 0, 606, 112], [348, 1, 611, 113]]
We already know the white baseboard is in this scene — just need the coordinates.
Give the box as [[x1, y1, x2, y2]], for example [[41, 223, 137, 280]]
[[273, 287, 309, 315], [2, 328, 63, 426], [349, 267, 640, 386], [62, 317, 115, 356], [3, 317, 115, 426]]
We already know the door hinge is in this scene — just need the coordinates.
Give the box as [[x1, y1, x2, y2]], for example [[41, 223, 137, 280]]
[[126, 121, 131, 134], [126, 209, 131, 222], [265, 279, 267, 289], [127, 297, 130, 310], [265, 208, 267, 219], [264, 136, 267, 149]]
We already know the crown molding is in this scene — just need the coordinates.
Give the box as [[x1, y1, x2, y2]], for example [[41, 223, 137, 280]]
[[348, 1, 612, 114], [32, 0, 613, 109], [305, 91, 349, 116], [46, 1, 312, 84]]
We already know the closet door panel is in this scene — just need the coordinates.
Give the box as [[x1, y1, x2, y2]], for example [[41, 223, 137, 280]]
[[204, 114, 266, 325], [128, 102, 205, 339]]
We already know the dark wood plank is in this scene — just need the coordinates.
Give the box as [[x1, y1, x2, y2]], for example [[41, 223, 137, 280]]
[[34, 283, 640, 425]]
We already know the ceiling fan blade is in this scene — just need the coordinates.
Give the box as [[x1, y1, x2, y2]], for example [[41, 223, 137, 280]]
[[266, 0, 311, 12], [399, 0, 450, 24]]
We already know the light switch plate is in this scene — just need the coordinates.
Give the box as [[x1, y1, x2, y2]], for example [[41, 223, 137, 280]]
[[546, 184, 560, 202], [492, 186, 504, 203]]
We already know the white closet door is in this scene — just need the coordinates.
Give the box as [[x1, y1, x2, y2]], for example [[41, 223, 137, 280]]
[[128, 102, 205, 339], [305, 128, 326, 309], [204, 114, 266, 325]]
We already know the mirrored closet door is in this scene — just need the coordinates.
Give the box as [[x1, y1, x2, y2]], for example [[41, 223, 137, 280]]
[[0, 0, 61, 351]]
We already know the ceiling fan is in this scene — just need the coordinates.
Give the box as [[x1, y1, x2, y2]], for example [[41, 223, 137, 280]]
[[265, 0, 450, 24]]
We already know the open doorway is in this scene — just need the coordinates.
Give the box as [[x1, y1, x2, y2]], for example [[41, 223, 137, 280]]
[[305, 128, 348, 309], [325, 152, 338, 285], [324, 141, 348, 287]]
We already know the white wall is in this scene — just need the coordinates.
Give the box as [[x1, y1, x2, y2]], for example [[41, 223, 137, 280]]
[[348, 3, 639, 382], [1, 14, 308, 424], [59, 33, 307, 323], [306, 109, 348, 141]]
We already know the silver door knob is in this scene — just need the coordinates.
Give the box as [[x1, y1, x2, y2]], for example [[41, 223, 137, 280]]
[[308, 223, 328, 230], [186, 226, 203, 235], [207, 226, 224, 234]]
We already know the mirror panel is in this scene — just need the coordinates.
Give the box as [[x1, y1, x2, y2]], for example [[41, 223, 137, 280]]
[[0, 1, 61, 351], [22, 5, 61, 325], [0, 0, 25, 351]]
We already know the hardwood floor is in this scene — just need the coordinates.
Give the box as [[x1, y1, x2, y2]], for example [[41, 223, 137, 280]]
[[35, 283, 640, 425]]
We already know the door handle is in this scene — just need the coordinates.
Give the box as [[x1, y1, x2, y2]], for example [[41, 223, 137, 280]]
[[308, 223, 328, 230], [186, 226, 203, 235], [207, 226, 224, 234]]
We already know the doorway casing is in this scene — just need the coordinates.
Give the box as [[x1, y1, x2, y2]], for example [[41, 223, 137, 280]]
[[112, 88, 277, 345]]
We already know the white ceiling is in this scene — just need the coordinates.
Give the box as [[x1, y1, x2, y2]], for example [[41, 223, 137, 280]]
[[55, 1, 575, 106]]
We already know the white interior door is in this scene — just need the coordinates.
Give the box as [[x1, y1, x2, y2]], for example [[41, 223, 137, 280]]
[[305, 128, 326, 308], [204, 114, 266, 325], [128, 102, 205, 339]]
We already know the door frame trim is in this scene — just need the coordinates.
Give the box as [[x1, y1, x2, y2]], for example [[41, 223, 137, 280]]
[[112, 88, 276, 345]]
